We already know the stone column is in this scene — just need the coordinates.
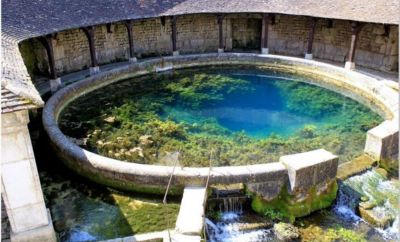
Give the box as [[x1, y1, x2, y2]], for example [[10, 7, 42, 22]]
[[1, 110, 56, 242], [82, 26, 100, 75], [305, 18, 317, 60], [124, 20, 137, 63], [261, 14, 271, 54], [38, 35, 62, 93], [217, 14, 225, 53], [171, 16, 179, 56], [345, 22, 363, 70]]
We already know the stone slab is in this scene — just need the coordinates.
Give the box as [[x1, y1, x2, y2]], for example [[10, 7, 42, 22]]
[[280, 149, 338, 192], [337, 154, 377, 180], [175, 186, 207, 236]]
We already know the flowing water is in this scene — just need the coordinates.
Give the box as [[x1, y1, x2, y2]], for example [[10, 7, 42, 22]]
[[205, 171, 399, 242]]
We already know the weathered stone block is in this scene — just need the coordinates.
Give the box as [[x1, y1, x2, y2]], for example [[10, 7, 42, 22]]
[[246, 179, 286, 201], [365, 120, 399, 160], [280, 149, 338, 193]]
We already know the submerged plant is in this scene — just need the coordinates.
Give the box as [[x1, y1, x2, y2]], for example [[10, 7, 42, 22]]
[[59, 66, 383, 167]]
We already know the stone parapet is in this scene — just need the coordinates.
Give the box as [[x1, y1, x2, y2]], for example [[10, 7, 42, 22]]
[[280, 149, 338, 193], [365, 120, 399, 161]]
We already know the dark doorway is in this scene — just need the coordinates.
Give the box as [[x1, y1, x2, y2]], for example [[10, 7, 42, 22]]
[[232, 18, 262, 51]]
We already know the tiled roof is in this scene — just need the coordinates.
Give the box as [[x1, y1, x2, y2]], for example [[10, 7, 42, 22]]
[[1, 36, 44, 113], [1, 88, 38, 113], [1, 0, 399, 113]]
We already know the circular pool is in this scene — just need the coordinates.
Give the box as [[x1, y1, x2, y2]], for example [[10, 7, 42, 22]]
[[59, 66, 381, 167], [43, 53, 397, 193]]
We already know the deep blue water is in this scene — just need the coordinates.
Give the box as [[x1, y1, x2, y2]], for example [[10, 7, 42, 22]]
[[163, 74, 319, 138]]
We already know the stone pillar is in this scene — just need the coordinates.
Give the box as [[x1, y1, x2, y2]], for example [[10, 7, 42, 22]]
[[124, 20, 137, 63], [171, 16, 179, 56], [1, 110, 56, 242], [82, 26, 100, 75], [217, 14, 225, 53], [261, 14, 271, 54], [305, 18, 317, 60], [39, 35, 63, 93], [345, 22, 363, 70]]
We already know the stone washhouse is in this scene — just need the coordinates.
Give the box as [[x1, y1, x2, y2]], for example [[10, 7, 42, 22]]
[[1, 0, 399, 242]]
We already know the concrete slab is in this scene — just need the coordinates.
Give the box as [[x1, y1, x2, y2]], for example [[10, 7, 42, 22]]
[[175, 186, 207, 236]]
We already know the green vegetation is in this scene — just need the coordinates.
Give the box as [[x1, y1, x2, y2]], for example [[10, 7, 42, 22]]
[[249, 181, 338, 222], [325, 226, 367, 242], [111, 193, 180, 234], [59, 66, 382, 167], [299, 224, 367, 242], [40, 171, 180, 240]]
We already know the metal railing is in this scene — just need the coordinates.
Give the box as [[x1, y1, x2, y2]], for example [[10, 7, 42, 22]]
[[163, 150, 181, 242], [162, 149, 214, 242]]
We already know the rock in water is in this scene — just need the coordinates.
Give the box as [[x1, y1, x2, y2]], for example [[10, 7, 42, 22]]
[[139, 135, 153, 146], [273, 222, 300, 241], [103, 116, 116, 123]]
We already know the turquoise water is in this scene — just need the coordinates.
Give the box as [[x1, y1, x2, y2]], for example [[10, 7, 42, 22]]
[[163, 74, 317, 138], [60, 66, 382, 166]]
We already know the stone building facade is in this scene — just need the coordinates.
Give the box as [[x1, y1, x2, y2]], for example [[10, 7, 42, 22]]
[[19, 14, 399, 78]]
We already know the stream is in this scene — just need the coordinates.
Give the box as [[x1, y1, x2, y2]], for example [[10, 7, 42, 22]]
[[205, 170, 399, 242]]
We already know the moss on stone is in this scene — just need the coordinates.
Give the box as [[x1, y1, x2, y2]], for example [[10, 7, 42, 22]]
[[249, 180, 338, 222]]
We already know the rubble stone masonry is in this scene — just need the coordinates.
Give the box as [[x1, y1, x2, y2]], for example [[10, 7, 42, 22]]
[[20, 14, 398, 77]]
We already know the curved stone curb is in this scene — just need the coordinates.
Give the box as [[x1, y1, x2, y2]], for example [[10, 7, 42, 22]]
[[42, 53, 398, 193]]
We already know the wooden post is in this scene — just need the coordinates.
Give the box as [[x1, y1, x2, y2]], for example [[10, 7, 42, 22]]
[[124, 20, 137, 62], [38, 35, 57, 79], [81, 26, 99, 75], [305, 18, 317, 59], [171, 16, 179, 56], [261, 14, 271, 54], [217, 14, 224, 53], [345, 22, 363, 70]]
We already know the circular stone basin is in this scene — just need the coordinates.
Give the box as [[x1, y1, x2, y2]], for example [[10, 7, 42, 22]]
[[59, 65, 382, 167]]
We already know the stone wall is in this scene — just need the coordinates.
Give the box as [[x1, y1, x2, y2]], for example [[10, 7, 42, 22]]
[[230, 15, 262, 50], [19, 14, 398, 78]]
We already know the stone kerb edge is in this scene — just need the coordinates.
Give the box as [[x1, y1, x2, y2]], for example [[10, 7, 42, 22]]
[[42, 53, 397, 193]]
